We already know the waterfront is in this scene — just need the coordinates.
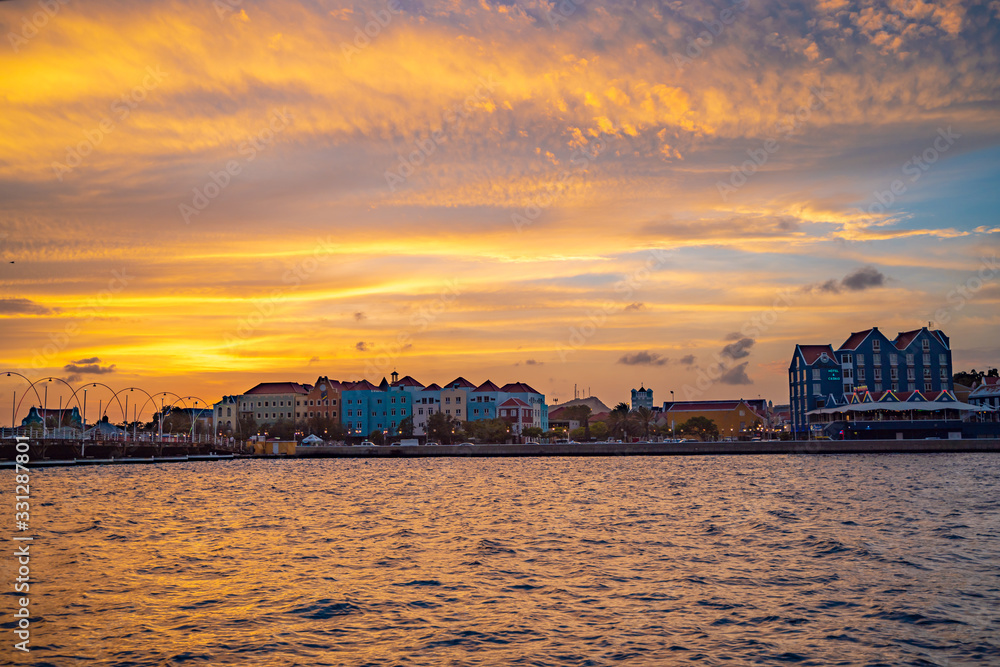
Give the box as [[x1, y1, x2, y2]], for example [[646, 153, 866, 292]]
[[7, 454, 1000, 665]]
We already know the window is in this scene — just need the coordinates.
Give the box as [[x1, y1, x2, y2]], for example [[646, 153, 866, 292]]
[[446, 409, 451, 415], [858, 368, 866, 381], [922, 339, 930, 352], [309, 412, 314, 418], [844, 368, 853, 380], [445, 397, 451, 404], [874, 368, 882, 381], [890, 354, 898, 365], [872, 339, 880, 352], [371, 411, 377, 417], [874, 383, 882, 392], [391, 409, 396, 416], [890, 368, 898, 380], [923, 353, 931, 365], [332, 399, 337, 406], [456, 409, 461, 416], [939, 368, 948, 380], [907, 368, 915, 380], [377, 399, 382, 405], [844, 384, 853, 394], [891, 382, 899, 391], [857, 355, 865, 366], [873, 354, 881, 366], [841, 353, 853, 365], [456, 397, 462, 404], [908, 382, 916, 391], [939, 353, 947, 365], [925, 382, 933, 392], [812, 383, 821, 395], [418, 408, 424, 415], [924, 368, 932, 380], [812, 369, 820, 380]]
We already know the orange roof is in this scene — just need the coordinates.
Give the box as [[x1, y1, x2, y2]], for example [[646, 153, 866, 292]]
[[839, 329, 874, 351]]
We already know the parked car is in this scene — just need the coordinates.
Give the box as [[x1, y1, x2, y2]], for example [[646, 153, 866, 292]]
[[425, 441, 440, 446], [523, 441, 541, 446], [359, 440, 376, 447]]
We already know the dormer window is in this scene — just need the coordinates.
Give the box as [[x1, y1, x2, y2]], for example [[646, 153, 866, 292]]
[[872, 340, 880, 353]]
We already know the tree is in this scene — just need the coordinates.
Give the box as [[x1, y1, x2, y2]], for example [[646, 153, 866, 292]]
[[427, 411, 459, 444], [237, 413, 258, 438], [268, 417, 296, 440], [397, 415, 414, 437], [589, 420, 608, 440], [954, 368, 999, 387], [367, 429, 385, 446], [630, 406, 656, 440], [464, 418, 509, 443], [564, 404, 592, 440], [522, 426, 543, 439], [677, 416, 719, 440], [607, 403, 633, 439]]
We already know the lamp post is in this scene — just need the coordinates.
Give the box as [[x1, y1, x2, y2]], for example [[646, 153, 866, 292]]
[[43, 382, 48, 439]]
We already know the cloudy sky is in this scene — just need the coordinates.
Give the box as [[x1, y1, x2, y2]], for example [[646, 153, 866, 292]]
[[1, 0, 998, 421]]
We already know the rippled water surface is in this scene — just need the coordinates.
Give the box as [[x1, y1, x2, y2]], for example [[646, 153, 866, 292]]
[[7, 454, 1000, 665]]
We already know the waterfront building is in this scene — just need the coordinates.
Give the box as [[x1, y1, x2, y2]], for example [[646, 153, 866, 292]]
[[213, 395, 239, 435], [296, 376, 343, 426], [790, 326, 956, 437], [239, 381, 311, 427], [969, 377, 1000, 420], [661, 399, 767, 439], [341, 379, 412, 438], [412, 383, 442, 436], [631, 386, 654, 411], [498, 398, 534, 435]]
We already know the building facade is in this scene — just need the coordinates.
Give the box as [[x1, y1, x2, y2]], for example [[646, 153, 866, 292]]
[[631, 386, 653, 411], [790, 326, 956, 437]]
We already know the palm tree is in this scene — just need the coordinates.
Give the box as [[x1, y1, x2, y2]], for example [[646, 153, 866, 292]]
[[630, 406, 655, 440], [608, 402, 631, 439]]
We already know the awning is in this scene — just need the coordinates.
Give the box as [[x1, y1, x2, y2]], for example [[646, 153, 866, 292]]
[[808, 401, 993, 415]]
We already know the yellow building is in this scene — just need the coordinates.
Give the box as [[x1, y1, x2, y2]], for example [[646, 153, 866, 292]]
[[663, 399, 766, 439]]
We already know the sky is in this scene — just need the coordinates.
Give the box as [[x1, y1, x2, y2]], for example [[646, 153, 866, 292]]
[[1, 0, 999, 424]]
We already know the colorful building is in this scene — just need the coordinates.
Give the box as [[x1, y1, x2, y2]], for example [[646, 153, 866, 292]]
[[790, 326, 955, 437], [238, 381, 311, 427], [631, 386, 653, 410], [661, 399, 766, 439]]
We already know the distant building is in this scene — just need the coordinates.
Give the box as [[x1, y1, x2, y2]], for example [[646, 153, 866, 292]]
[[661, 399, 767, 439], [21, 406, 82, 428], [969, 377, 1000, 419], [631, 386, 653, 411], [239, 381, 311, 428]]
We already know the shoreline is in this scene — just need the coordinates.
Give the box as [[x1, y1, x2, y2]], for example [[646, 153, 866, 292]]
[[4, 439, 998, 467]]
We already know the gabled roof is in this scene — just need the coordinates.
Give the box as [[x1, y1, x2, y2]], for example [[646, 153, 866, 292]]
[[378, 377, 389, 390], [893, 329, 922, 350], [421, 383, 442, 392], [244, 382, 310, 395], [795, 344, 837, 365], [344, 379, 379, 391], [445, 376, 477, 389], [499, 397, 530, 407], [839, 329, 875, 351], [473, 380, 501, 393], [391, 375, 424, 388], [500, 381, 541, 395]]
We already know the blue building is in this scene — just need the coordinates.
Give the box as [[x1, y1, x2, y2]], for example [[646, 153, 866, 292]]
[[631, 386, 653, 411], [341, 379, 412, 438], [790, 326, 957, 438]]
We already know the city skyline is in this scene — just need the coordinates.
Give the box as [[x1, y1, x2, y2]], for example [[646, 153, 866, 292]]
[[2, 0, 999, 416]]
